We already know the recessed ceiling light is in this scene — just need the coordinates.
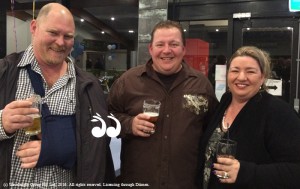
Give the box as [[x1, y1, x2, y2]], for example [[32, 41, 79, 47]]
[[80, 19, 84, 22], [216, 29, 219, 32], [183, 29, 187, 32], [111, 17, 115, 21], [101, 31, 105, 34]]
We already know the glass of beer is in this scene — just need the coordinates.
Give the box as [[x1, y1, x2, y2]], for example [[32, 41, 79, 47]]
[[143, 99, 161, 134], [143, 99, 161, 123], [24, 94, 42, 136]]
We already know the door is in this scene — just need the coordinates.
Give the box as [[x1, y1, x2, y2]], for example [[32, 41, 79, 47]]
[[232, 18, 299, 112]]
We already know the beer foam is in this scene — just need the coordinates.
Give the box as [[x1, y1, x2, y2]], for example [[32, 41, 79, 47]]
[[144, 112, 159, 117], [29, 114, 41, 118]]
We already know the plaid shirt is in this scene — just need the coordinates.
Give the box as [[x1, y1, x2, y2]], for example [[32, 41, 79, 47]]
[[0, 45, 76, 188]]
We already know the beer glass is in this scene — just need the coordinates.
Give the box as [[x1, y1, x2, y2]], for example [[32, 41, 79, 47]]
[[215, 139, 237, 179], [143, 99, 161, 123], [143, 99, 161, 134], [216, 139, 237, 159], [24, 94, 42, 136]]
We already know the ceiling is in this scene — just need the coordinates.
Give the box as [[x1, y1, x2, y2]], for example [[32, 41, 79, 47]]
[[6, 0, 224, 50], [7, 0, 139, 49]]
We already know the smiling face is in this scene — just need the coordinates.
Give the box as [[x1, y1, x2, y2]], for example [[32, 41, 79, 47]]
[[227, 56, 265, 102], [30, 4, 75, 66], [148, 27, 186, 75]]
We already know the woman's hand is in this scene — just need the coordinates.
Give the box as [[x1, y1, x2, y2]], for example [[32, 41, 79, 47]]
[[213, 157, 240, 183]]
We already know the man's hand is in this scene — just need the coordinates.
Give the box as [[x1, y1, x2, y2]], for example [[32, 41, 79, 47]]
[[16, 140, 41, 169], [132, 113, 155, 137], [2, 100, 38, 134]]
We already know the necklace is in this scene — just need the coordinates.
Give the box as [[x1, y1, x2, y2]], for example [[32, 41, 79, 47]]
[[221, 110, 230, 131]]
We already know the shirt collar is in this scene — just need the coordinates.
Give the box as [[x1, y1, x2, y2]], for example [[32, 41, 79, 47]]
[[17, 44, 76, 79]]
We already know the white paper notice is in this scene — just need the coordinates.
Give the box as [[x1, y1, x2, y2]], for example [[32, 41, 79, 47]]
[[266, 79, 282, 96], [215, 65, 227, 81], [215, 80, 226, 101], [215, 65, 227, 101]]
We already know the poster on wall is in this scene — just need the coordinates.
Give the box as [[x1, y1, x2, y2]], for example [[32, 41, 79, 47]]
[[184, 38, 209, 76]]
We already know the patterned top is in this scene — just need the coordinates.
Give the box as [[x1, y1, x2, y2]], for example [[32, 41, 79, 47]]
[[202, 123, 226, 189], [0, 45, 76, 188]]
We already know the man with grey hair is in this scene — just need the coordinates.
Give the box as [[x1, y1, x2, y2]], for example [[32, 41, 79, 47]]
[[0, 3, 114, 187]]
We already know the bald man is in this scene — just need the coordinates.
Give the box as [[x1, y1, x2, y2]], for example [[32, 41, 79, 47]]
[[0, 3, 114, 187]]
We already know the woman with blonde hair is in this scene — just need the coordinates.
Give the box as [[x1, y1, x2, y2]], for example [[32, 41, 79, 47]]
[[198, 46, 300, 189]]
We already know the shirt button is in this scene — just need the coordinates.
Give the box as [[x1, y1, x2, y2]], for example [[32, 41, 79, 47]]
[[166, 114, 169, 118], [164, 135, 168, 139]]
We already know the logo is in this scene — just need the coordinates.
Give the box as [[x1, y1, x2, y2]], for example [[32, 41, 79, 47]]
[[91, 113, 121, 138]]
